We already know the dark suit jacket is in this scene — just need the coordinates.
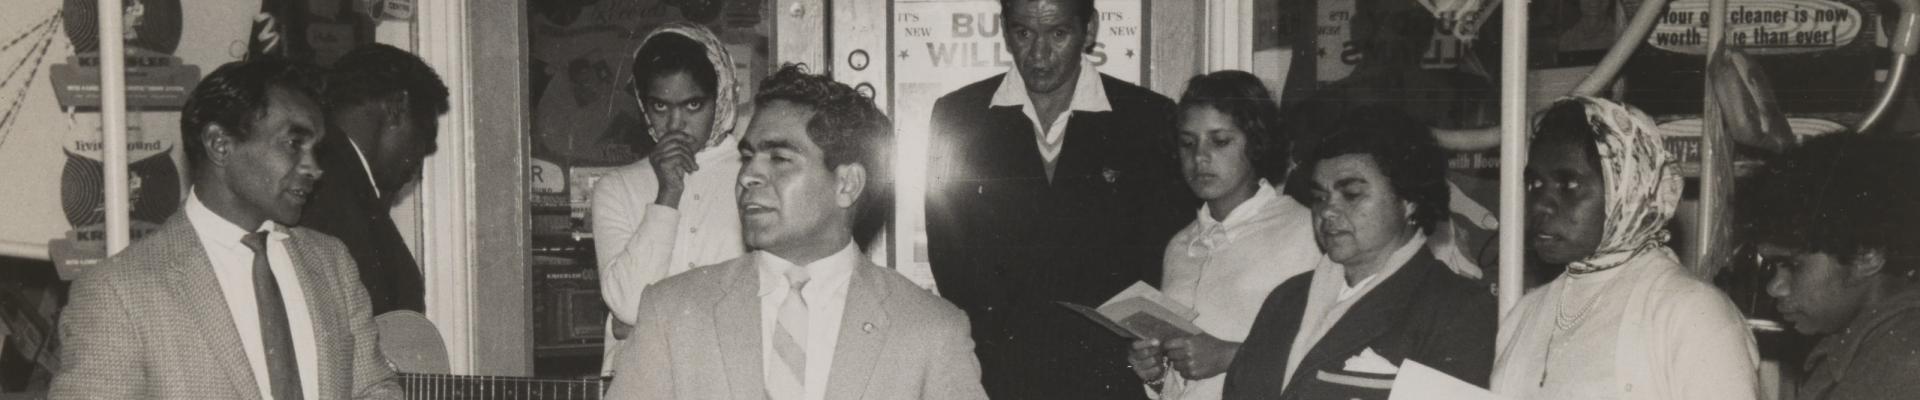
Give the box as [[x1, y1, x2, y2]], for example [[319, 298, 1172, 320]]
[[925, 73, 1193, 399], [302, 134, 425, 315], [51, 213, 403, 399], [603, 255, 987, 399], [1223, 249, 1496, 400]]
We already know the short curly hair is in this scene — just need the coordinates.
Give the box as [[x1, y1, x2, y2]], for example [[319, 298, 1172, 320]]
[[323, 43, 450, 123], [999, 0, 1095, 23], [753, 64, 894, 245], [1178, 70, 1291, 181], [1293, 104, 1450, 234], [181, 57, 323, 169], [1741, 135, 1920, 280]]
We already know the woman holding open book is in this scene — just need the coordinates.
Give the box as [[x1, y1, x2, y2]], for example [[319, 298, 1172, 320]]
[[1220, 105, 1496, 400], [1125, 71, 1321, 400]]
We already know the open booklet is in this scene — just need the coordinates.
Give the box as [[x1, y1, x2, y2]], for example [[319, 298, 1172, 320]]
[[1056, 282, 1204, 342]]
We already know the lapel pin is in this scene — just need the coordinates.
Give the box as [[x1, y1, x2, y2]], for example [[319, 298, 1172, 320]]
[[862, 322, 876, 333]]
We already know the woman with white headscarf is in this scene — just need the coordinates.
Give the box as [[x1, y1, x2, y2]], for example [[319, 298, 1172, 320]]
[[1490, 96, 1759, 399], [592, 22, 744, 375]]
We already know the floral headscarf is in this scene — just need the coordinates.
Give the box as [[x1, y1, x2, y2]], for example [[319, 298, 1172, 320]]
[[632, 22, 739, 148], [1544, 96, 1684, 274]]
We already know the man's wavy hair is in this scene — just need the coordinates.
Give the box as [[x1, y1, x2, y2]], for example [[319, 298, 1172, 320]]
[[324, 43, 450, 123], [999, 0, 1096, 23], [753, 64, 895, 247], [180, 56, 322, 170]]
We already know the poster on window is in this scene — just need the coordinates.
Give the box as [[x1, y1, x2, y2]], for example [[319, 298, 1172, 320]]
[[0, 0, 268, 276], [891, 0, 1145, 174]]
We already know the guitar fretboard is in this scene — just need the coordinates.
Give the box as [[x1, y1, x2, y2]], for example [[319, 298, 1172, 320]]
[[398, 373, 606, 400]]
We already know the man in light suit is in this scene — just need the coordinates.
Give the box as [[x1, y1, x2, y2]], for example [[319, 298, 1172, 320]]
[[604, 65, 987, 400], [51, 57, 402, 399]]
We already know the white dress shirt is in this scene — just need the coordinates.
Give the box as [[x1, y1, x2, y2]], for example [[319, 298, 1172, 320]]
[[757, 242, 860, 400], [185, 191, 319, 400], [1154, 181, 1320, 399], [346, 137, 381, 198], [593, 134, 746, 373], [989, 58, 1112, 174]]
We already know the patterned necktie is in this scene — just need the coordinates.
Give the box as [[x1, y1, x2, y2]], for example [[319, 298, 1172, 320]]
[[242, 231, 303, 400], [768, 266, 811, 400]]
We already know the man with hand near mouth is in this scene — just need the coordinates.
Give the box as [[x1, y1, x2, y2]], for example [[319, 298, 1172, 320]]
[[1744, 135, 1920, 400], [52, 57, 403, 399]]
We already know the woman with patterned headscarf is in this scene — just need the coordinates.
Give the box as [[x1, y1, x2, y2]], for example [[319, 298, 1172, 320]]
[[592, 22, 744, 375], [1489, 97, 1759, 399]]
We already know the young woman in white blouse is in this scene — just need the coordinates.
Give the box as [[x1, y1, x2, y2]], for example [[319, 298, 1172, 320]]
[[1126, 71, 1322, 399]]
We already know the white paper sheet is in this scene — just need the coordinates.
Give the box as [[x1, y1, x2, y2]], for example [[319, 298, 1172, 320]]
[[1387, 359, 1510, 400]]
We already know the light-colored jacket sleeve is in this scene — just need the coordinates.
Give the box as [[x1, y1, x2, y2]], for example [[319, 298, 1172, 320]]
[[49, 268, 142, 399], [1654, 284, 1760, 400], [592, 167, 683, 325], [925, 313, 989, 400], [602, 283, 675, 399], [332, 242, 404, 400]]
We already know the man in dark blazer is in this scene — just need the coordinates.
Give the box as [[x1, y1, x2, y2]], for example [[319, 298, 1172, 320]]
[[53, 57, 402, 399], [924, 0, 1193, 397], [605, 66, 986, 400], [301, 44, 450, 315]]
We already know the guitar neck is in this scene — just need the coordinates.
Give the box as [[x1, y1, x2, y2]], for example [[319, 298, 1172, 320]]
[[397, 372, 607, 400]]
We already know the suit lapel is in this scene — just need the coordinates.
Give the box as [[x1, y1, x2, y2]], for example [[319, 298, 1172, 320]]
[[288, 232, 342, 400], [160, 214, 264, 400], [824, 263, 893, 399], [986, 105, 1048, 180], [320, 135, 386, 210], [1290, 251, 1435, 386], [1052, 110, 1109, 184], [714, 261, 764, 400]]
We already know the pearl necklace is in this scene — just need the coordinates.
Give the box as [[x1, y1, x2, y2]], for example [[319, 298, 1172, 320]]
[[1540, 271, 1623, 386]]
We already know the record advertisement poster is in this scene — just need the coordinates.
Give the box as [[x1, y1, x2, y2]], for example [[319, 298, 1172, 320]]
[[0, 0, 258, 276]]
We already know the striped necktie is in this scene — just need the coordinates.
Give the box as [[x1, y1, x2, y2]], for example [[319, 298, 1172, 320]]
[[242, 231, 302, 400], [767, 266, 810, 400]]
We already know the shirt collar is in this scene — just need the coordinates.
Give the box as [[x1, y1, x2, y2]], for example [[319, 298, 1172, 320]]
[[1343, 231, 1428, 287], [1807, 288, 1920, 371], [1195, 180, 1279, 234], [698, 133, 741, 162], [989, 59, 1112, 113], [185, 190, 287, 253], [755, 241, 862, 296], [345, 137, 382, 198]]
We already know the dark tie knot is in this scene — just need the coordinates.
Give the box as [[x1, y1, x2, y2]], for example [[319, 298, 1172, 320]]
[[241, 231, 270, 253]]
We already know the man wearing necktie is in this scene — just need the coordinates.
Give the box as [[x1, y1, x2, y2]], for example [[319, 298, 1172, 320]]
[[602, 65, 987, 400], [51, 57, 404, 399]]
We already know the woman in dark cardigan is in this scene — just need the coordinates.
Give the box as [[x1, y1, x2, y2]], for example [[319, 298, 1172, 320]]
[[1222, 106, 1496, 400]]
